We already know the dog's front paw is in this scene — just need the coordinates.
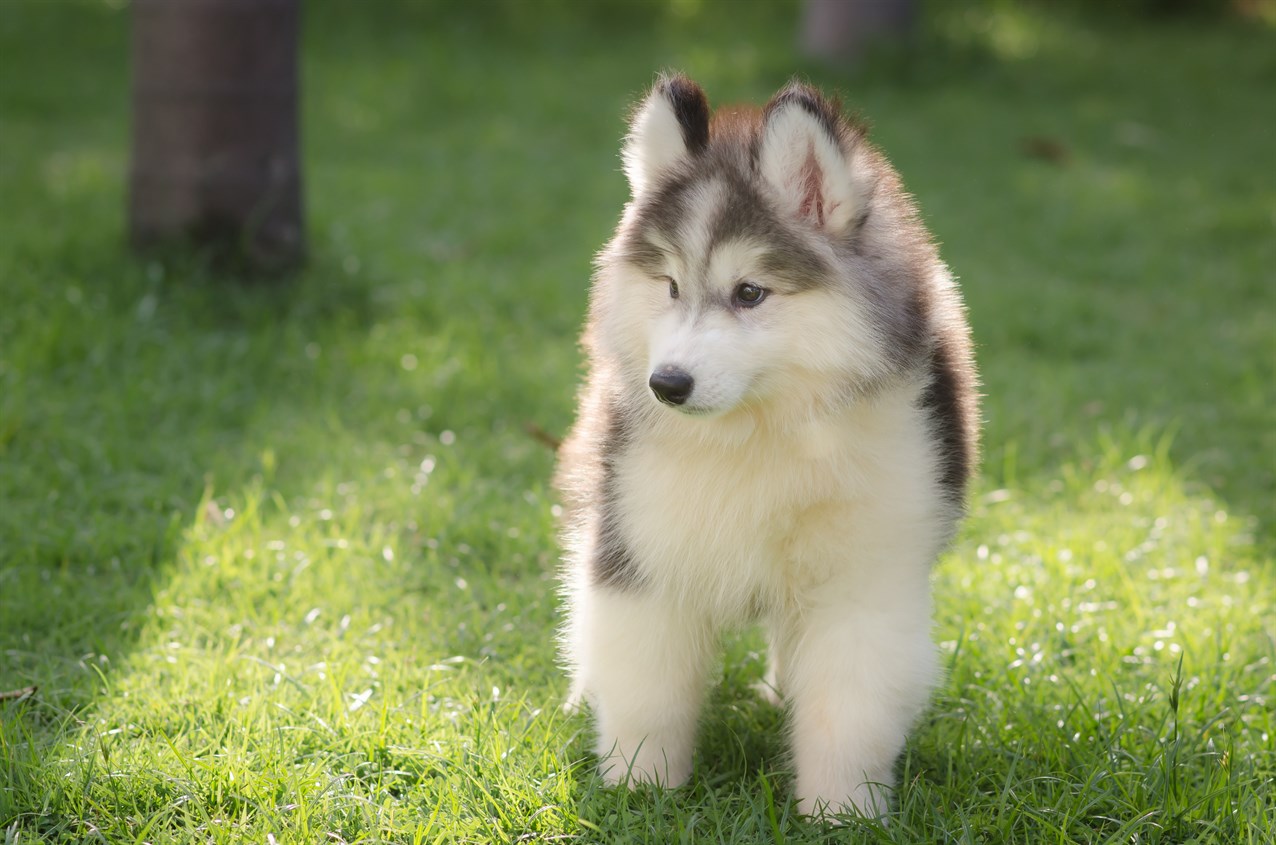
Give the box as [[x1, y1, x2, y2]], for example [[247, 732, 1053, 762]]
[[795, 778, 892, 824], [597, 738, 692, 789]]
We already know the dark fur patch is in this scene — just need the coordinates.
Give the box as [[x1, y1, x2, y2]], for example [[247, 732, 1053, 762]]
[[853, 251, 930, 367], [659, 74, 710, 157], [759, 81, 844, 152], [624, 163, 833, 292], [591, 397, 642, 589], [594, 504, 640, 588], [920, 340, 976, 504], [632, 173, 693, 244], [618, 235, 668, 277], [755, 234, 832, 291], [704, 172, 772, 249], [704, 171, 830, 281]]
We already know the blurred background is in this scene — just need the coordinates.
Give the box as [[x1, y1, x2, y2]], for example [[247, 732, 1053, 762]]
[[5, 0, 1269, 522]]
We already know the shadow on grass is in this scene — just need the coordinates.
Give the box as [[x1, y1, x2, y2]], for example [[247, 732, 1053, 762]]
[[1, 246, 375, 684]]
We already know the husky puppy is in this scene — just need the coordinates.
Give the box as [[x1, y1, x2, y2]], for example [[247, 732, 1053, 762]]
[[556, 74, 979, 819]]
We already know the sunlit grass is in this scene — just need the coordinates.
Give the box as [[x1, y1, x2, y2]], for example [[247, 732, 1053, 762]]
[[1, 2, 1273, 843]]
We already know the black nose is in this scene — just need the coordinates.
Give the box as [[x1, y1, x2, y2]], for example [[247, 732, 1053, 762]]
[[649, 367, 694, 406]]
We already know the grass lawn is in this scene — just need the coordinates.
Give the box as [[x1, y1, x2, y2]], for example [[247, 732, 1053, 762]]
[[2, 1, 1274, 842]]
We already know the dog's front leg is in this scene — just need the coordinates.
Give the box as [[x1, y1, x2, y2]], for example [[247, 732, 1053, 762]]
[[571, 583, 713, 788], [781, 577, 939, 820]]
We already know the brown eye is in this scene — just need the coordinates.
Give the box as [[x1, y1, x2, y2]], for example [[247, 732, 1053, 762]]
[[734, 282, 767, 307], [664, 276, 679, 299]]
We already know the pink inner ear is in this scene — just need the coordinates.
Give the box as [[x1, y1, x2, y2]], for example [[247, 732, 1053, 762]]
[[797, 145, 825, 228]]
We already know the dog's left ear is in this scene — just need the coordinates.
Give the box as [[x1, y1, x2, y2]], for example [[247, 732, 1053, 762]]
[[757, 82, 873, 236], [622, 73, 710, 198]]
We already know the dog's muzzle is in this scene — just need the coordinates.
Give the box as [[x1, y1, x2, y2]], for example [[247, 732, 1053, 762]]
[[649, 367, 694, 407]]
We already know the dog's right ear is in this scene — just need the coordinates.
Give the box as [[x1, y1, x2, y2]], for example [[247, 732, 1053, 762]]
[[622, 74, 709, 199], [757, 82, 872, 237]]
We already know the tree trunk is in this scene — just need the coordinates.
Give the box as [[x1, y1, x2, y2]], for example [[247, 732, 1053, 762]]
[[129, 0, 304, 273], [799, 0, 917, 65]]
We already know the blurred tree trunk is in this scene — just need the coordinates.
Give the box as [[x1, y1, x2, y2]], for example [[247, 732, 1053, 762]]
[[799, 0, 917, 64], [129, 0, 304, 273]]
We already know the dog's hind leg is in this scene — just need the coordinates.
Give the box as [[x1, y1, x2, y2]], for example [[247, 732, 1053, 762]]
[[571, 584, 714, 788], [753, 621, 791, 708]]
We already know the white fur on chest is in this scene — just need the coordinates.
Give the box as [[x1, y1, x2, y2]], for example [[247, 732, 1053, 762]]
[[613, 382, 944, 620]]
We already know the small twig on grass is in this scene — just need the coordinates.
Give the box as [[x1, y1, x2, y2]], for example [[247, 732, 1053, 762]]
[[0, 685, 37, 702], [524, 421, 562, 451], [1020, 135, 1071, 165]]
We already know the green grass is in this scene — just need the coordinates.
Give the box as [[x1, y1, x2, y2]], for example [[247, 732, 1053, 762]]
[[1, 1, 1273, 842]]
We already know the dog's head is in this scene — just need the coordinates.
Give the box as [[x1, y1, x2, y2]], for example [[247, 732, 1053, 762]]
[[591, 74, 934, 419]]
